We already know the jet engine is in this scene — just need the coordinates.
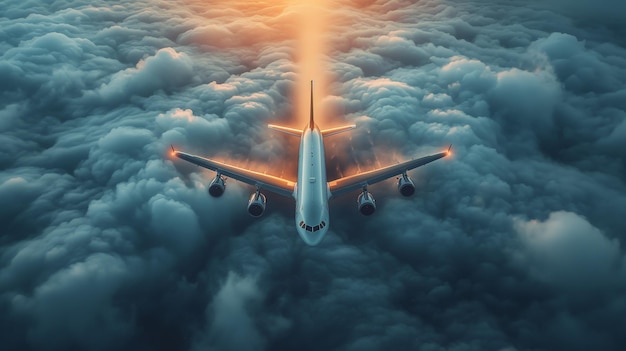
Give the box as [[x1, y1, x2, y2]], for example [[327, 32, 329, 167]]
[[247, 191, 266, 217], [357, 190, 376, 216], [208, 175, 225, 197], [397, 173, 415, 197]]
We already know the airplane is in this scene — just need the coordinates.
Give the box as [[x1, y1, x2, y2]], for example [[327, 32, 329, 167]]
[[171, 81, 450, 246]]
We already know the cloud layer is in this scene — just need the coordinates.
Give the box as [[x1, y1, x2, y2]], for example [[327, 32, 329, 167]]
[[1, 0, 625, 350]]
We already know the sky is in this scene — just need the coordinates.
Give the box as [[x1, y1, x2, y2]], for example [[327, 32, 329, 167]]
[[1, 0, 626, 350]]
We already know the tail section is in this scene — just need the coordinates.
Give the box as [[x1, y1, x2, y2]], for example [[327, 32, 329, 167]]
[[268, 80, 355, 137], [310, 80, 355, 136], [309, 80, 315, 130]]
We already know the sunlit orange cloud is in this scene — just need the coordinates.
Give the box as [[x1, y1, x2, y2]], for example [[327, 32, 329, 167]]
[[185, 0, 331, 127], [183, 0, 290, 18]]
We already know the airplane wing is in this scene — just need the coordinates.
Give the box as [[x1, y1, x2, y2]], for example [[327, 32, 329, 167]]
[[328, 149, 449, 198], [174, 150, 296, 198]]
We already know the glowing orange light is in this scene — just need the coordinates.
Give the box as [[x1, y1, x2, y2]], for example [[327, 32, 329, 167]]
[[294, 0, 329, 126], [170, 145, 177, 158]]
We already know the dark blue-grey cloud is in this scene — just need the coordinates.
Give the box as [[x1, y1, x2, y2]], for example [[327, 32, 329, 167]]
[[1, 0, 626, 350]]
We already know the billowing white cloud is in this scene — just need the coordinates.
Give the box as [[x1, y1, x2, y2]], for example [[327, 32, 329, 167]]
[[93, 47, 194, 103], [514, 211, 625, 290]]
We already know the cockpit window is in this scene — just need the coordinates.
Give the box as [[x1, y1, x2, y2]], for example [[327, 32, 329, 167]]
[[302, 221, 326, 232]]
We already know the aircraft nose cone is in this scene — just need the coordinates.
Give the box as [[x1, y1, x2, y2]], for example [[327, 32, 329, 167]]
[[295, 213, 328, 246], [297, 226, 327, 246]]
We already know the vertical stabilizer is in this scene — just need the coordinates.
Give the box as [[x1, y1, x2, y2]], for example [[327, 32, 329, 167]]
[[309, 80, 315, 130]]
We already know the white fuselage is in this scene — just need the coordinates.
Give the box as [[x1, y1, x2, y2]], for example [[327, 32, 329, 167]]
[[294, 125, 329, 245]]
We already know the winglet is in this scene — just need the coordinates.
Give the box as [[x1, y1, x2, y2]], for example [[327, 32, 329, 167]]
[[170, 145, 177, 157], [309, 80, 314, 130], [447, 144, 452, 156]]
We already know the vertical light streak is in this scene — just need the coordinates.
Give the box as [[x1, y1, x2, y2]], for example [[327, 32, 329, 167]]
[[292, 0, 328, 126]]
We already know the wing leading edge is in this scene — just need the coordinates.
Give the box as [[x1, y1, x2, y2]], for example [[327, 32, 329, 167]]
[[328, 149, 449, 198], [174, 151, 296, 198]]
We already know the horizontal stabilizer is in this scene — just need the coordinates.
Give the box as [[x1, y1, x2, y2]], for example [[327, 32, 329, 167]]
[[268, 124, 302, 137], [321, 125, 356, 137]]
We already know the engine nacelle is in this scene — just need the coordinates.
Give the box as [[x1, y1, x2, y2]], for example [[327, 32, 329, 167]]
[[357, 191, 376, 216], [397, 174, 415, 197], [247, 192, 266, 217], [208, 175, 225, 197]]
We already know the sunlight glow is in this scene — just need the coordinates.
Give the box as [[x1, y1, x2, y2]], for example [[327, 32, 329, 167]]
[[292, 0, 329, 126]]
